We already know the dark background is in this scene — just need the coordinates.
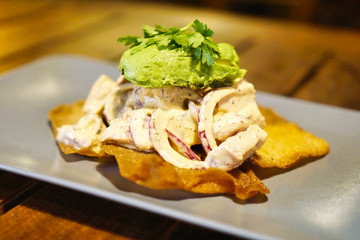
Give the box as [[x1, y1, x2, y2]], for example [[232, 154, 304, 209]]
[[133, 0, 360, 30]]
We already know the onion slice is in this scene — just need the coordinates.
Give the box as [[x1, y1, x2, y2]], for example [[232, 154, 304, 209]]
[[129, 108, 153, 150], [149, 108, 208, 169], [198, 88, 238, 153], [166, 129, 201, 161]]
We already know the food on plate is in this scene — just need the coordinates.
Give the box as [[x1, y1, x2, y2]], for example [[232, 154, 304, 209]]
[[49, 100, 107, 158], [49, 20, 329, 200], [252, 108, 329, 168]]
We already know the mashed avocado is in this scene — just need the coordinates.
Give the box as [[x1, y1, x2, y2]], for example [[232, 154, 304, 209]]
[[119, 43, 246, 89]]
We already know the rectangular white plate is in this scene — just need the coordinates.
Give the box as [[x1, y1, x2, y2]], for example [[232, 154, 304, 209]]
[[1, 55, 359, 240]]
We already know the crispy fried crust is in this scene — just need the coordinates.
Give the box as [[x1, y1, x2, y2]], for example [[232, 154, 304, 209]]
[[48, 100, 85, 134], [101, 144, 269, 200], [252, 107, 330, 168], [48, 101, 330, 200], [48, 100, 107, 157]]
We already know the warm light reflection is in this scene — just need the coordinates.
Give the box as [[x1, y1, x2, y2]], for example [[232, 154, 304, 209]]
[[18, 76, 61, 101], [15, 155, 38, 169], [301, 176, 359, 231]]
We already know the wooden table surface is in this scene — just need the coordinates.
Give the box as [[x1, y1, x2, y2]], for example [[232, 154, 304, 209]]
[[0, 0, 359, 239]]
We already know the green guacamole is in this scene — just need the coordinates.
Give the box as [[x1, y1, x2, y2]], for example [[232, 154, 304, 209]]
[[119, 43, 246, 89]]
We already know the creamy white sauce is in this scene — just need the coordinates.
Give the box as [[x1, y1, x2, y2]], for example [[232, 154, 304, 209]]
[[60, 76, 267, 171], [133, 87, 201, 110], [205, 125, 267, 171], [103, 83, 135, 123], [212, 112, 249, 141], [129, 108, 153, 150], [83, 74, 117, 114], [149, 108, 208, 169], [56, 113, 105, 150], [101, 118, 132, 145], [166, 109, 200, 147], [212, 81, 265, 141]]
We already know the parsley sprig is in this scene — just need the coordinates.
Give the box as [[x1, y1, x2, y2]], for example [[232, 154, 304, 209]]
[[117, 20, 220, 66]]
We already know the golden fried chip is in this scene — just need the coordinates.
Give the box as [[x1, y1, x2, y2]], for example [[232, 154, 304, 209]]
[[49, 100, 330, 200], [251, 107, 330, 168], [48, 100, 107, 158], [101, 144, 269, 200]]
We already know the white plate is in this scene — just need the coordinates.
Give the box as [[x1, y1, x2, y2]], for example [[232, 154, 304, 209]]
[[1, 55, 359, 240]]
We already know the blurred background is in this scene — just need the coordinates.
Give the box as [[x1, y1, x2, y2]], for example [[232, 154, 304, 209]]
[[120, 0, 360, 29], [1, 0, 359, 110], [0, 2, 359, 239]]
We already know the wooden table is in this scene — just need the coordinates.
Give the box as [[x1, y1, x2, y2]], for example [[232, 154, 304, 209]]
[[0, 1, 359, 239]]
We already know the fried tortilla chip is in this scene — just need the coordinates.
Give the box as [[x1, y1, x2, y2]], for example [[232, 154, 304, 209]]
[[49, 100, 330, 200], [251, 107, 330, 168], [101, 144, 269, 200], [48, 100, 107, 158]]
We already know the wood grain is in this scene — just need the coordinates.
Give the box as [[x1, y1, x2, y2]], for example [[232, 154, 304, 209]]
[[0, 1, 125, 73], [0, 185, 238, 240], [294, 54, 360, 110], [0, 0, 58, 22], [0, 0, 359, 239], [0, 172, 41, 215], [2, 1, 358, 106]]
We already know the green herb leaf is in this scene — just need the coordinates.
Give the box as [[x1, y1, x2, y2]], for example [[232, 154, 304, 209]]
[[192, 47, 202, 60], [192, 19, 214, 38], [117, 19, 220, 66], [143, 25, 158, 37], [202, 44, 214, 65], [117, 35, 139, 46], [188, 32, 204, 48]]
